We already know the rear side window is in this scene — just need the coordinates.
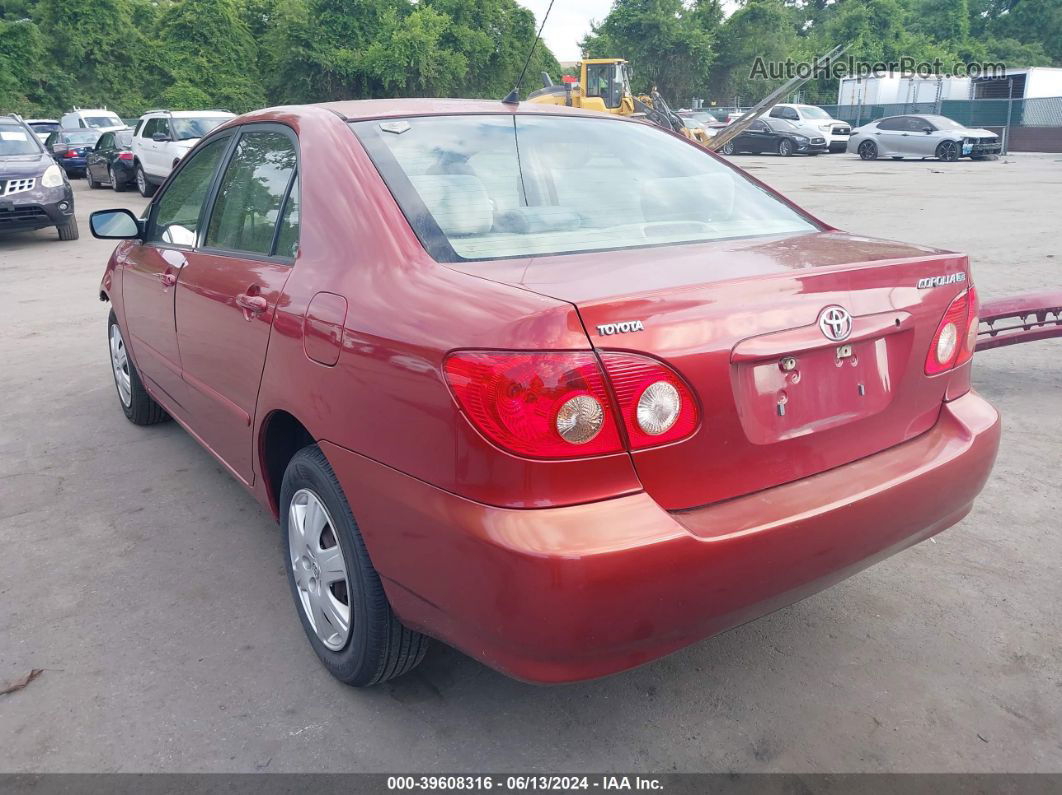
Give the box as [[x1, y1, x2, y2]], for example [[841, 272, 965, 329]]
[[877, 117, 906, 131], [141, 118, 157, 138], [149, 136, 230, 247], [204, 131, 297, 257], [354, 114, 818, 262]]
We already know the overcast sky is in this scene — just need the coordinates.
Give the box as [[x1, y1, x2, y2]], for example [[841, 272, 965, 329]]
[[516, 0, 612, 62]]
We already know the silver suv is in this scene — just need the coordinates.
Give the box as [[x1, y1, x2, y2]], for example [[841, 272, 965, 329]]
[[130, 109, 235, 196]]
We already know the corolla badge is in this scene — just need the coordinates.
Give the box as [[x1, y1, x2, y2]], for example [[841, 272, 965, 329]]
[[596, 320, 645, 336], [917, 272, 966, 289], [818, 306, 853, 342]]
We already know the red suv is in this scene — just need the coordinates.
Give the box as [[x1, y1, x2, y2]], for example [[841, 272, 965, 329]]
[[92, 100, 1000, 686]]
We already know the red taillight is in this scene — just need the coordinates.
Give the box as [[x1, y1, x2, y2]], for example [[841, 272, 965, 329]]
[[117, 152, 134, 161], [925, 286, 977, 374], [600, 353, 699, 448], [443, 351, 623, 458], [64, 149, 78, 158]]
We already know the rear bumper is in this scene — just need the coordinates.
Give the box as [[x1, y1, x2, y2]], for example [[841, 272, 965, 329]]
[[322, 391, 1000, 684], [59, 158, 86, 173]]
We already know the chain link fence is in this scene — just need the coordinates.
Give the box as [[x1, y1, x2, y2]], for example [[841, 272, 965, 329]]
[[816, 96, 1062, 130]]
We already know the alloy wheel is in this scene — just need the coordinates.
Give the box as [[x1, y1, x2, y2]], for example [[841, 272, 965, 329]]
[[938, 140, 960, 161], [778, 139, 793, 157], [858, 140, 877, 160], [288, 489, 352, 651], [721, 141, 734, 155], [109, 166, 118, 190], [109, 324, 132, 407], [136, 167, 147, 195]]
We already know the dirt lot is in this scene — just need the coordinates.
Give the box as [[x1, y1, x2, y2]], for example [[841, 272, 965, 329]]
[[1, 153, 1059, 773]]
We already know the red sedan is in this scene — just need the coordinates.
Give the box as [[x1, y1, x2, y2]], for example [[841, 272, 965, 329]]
[[91, 99, 1000, 686]]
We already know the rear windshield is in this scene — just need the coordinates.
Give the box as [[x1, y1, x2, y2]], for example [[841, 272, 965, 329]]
[[83, 115, 123, 129], [62, 131, 102, 144], [29, 122, 60, 133], [353, 114, 818, 262], [0, 123, 41, 155], [115, 130, 133, 148], [172, 117, 228, 141]]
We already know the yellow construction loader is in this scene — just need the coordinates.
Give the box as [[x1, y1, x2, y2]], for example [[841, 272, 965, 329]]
[[527, 58, 714, 146]]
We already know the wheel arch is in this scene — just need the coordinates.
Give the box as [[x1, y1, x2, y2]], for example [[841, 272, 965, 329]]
[[259, 409, 317, 518]]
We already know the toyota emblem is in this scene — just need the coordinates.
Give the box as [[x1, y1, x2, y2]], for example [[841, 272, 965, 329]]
[[818, 306, 853, 342]]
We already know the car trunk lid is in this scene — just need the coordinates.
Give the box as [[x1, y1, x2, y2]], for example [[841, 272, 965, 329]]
[[452, 231, 972, 510]]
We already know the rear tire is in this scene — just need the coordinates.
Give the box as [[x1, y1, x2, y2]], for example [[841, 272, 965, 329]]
[[858, 140, 878, 160], [109, 166, 125, 192], [720, 141, 735, 156], [281, 445, 429, 687], [107, 311, 168, 425], [86, 168, 99, 189], [57, 217, 79, 241], [135, 164, 156, 197]]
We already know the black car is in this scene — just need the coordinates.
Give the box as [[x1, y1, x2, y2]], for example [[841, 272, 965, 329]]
[[86, 129, 135, 191], [718, 119, 828, 157], [42, 129, 102, 178], [0, 114, 78, 240]]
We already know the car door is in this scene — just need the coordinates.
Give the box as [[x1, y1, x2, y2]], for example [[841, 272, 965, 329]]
[[745, 120, 773, 152], [905, 117, 940, 157], [154, 117, 173, 176], [88, 133, 110, 181], [173, 124, 299, 483], [121, 134, 233, 407], [137, 118, 158, 175], [871, 116, 907, 156]]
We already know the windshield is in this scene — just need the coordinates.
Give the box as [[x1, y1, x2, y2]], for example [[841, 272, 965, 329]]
[[354, 114, 818, 262], [0, 123, 41, 155], [920, 115, 964, 129], [171, 117, 229, 141], [62, 131, 101, 144], [84, 115, 123, 129], [798, 106, 831, 120]]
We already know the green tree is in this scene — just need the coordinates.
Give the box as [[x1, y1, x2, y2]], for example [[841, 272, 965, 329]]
[[708, 0, 800, 105], [155, 0, 266, 112], [581, 0, 718, 104]]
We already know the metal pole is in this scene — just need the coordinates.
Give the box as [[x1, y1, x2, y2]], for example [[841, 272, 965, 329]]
[[1004, 77, 1014, 155]]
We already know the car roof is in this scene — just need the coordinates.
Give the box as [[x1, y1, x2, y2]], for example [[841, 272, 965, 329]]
[[312, 97, 637, 122]]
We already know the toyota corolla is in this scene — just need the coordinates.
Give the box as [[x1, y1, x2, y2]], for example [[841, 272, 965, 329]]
[[92, 100, 1000, 686]]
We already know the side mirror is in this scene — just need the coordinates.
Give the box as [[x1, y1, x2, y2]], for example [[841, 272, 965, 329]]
[[90, 209, 143, 240], [152, 132, 171, 142]]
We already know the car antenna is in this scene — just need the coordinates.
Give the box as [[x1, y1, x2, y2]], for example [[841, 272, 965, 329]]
[[502, 0, 558, 105]]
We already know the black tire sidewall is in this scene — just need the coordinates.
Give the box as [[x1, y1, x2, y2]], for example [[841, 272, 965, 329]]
[[280, 447, 381, 684]]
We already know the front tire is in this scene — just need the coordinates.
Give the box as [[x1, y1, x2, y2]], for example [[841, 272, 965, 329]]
[[281, 445, 428, 686], [936, 139, 960, 161], [107, 312, 168, 425], [57, 217, 79, 241], [720, 141, 735, 156], [858, 140, 878, 160], [135, 164, 157, 197], [777, 138, 794, 157]]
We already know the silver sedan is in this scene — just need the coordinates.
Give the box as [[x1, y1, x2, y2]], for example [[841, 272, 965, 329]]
[[848, 115, 1001, 161]]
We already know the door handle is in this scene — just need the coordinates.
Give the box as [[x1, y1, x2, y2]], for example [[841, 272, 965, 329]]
[[235, 293, 268, 319], [157, 270, 177, 287]]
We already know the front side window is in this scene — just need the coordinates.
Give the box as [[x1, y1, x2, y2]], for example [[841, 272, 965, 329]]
[[584, 64, 621, 109], [149, 136, 230, 247], [205, 131, 297, 256], [171, 117, 229, 141], [355, 114, 818, 262], [0, 122, 41, 155]]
